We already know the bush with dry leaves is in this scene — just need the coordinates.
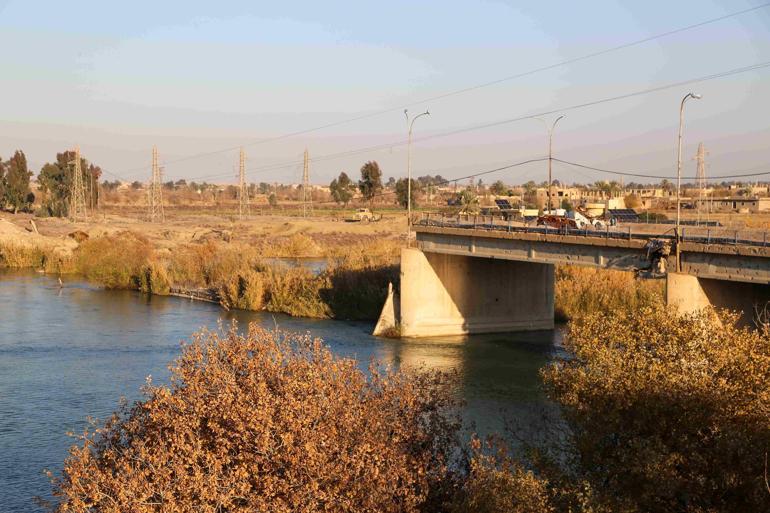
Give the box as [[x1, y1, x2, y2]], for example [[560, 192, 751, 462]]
[[51, 325, 462, 513], [542, 305, 770, 512]]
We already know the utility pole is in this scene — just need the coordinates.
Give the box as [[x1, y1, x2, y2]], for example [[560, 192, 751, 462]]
[[676, 92, 702, 233], [404, 109, 430, 243], [302, 148, 312, 218], [694, 142, 708, 225], [148, 146, 165, 223], [68, 146, 88, 222], [238, 147, 250, 219], [535, 115, 565, 214]]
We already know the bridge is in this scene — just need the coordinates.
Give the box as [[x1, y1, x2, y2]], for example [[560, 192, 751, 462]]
[[374, 215, 770, 337]]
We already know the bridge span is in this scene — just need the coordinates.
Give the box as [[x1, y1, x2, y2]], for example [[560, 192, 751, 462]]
[[375, 216, 770, 337]]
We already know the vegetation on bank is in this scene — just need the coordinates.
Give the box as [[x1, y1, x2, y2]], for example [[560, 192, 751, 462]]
[[71, 232, 399, 320], [51, 325, 464, 513], [1, 229, 664, 322], [554, 265, 664, 321], [50, 307, 770, 513]]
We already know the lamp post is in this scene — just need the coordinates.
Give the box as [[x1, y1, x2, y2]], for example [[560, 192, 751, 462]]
[[405, 108, 430, 242], [676, 92, 702, 232], [536, 115, 565, 213]]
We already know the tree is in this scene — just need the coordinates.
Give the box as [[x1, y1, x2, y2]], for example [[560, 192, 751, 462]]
[[258, 182, 270, 195], [38, 150, 101, 217], [395, 178, 419, 209], [541, 306, 770, 512], [52, 326, 461, 513], [358, 161, 382, 204], [458, 189, 479, 214], [489, 180, 506, 196], [130, 181, 143, 190], [0, 157, 6, 209], [38, 152, 74, 217], [624, 193, 641, 209], [523, 180, 537, 196], [268, 192, 278, 207], [4, 150, 34, 212], [86, 163, 101, 209], [329, 172, 355, 206]]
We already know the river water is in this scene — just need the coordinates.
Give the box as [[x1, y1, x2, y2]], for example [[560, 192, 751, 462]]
[[0, 270, 562, 512]]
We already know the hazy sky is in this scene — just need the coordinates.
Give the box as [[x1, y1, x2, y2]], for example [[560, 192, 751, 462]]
[[0, 0, 768, 185]]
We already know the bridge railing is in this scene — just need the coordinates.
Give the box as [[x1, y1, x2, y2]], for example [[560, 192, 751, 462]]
[[413, 213, 770, 249]]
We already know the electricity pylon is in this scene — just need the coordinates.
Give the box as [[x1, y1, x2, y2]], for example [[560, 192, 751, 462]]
[[302, 148, 312, 218], [68, 146, 88, 222], [238, 147, 250, 219], [148, 146, 165, 222], [693, 142, 709, 224]]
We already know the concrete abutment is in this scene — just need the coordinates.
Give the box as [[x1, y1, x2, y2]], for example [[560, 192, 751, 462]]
[[378, 248, 554, 338], [666, 272, 770, 325]]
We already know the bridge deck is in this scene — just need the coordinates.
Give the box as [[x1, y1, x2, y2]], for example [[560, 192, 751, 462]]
[[414, 217, 770, 284]]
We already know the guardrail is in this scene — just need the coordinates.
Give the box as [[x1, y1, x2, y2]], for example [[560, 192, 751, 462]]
[[414, 213, 770, 249]]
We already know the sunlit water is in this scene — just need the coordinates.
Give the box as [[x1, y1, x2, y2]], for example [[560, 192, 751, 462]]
[[0, 270, 563, 512]]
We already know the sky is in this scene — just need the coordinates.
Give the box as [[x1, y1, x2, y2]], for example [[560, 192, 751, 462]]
[[0, 0, 769, 186]]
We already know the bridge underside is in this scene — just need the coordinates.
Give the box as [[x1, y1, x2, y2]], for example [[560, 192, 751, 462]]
[[397, 248, 553, 337]]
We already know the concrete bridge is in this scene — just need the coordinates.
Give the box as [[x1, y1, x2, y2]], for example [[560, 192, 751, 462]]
[[375, 217, 770, 337]]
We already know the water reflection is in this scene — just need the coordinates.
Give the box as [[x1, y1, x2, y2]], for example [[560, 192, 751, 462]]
[[0, 270, 562, 512]]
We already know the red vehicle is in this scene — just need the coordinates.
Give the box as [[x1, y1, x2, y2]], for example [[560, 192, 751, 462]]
[[536, 215, 578, 230]]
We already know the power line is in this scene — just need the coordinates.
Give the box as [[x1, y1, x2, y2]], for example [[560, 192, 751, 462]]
[[312, 157, 549, 205], [109, 3, 769, 180], [554, 158, 770, 180], [168, 59, 770, 184]]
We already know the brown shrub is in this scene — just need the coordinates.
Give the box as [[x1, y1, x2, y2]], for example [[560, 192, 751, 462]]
[[554, 266, 663, 322], [51, 325, 462, 513], [451, 438, 556, 513], [542, 305, 770, 512], [75, 232, 153, 289]]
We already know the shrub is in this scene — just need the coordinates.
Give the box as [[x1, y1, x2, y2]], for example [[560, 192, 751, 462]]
[[263, 267, 330, 318], [542, 305, 770, 512], [51, 325, 462, 513], [218, 270, 265, 311], [451, 438, 556, 513], [554, 266, 663, 321], [75, 232, 152, 289]]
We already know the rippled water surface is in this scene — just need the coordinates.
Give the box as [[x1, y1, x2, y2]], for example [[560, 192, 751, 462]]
[[0, 270, 562, 512]]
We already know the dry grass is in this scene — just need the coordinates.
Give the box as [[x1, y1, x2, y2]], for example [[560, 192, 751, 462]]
[[67, 230, 399, 321], [554, 265, 664, 322], [0, 242, 72, 273]]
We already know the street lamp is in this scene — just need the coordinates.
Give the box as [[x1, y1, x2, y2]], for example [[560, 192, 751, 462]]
[[405, 108, 430, 242], [535, 115, 565, 213], [676, 92, 702, 232]]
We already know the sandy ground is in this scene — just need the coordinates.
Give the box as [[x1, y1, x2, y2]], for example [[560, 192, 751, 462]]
[[0, 207, 407, 256]]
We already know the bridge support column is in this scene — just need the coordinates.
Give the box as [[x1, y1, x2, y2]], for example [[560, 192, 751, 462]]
[[666, 272, 770, 325], [398, 248, 554, 337]]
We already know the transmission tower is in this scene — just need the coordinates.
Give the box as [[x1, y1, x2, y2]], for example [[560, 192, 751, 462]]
[[68, 145, 88, 222], [302, 148, 312, 218], [238, 147, 250, 219], [148, 146, 165, 223], [693, 142, 709, 224]]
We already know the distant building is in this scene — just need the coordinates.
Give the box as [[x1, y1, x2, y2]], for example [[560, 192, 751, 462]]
[[694, 197, 770, 213]]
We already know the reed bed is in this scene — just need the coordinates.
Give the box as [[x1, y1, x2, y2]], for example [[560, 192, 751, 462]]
[[554, 265, 664, 322]]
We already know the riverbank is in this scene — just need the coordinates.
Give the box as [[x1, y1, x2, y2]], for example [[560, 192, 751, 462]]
[[0, 212, 664, 323], [0, 214, 401, 320]]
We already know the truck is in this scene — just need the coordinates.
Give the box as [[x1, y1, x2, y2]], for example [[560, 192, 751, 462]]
[[347, 208, 381, 223]]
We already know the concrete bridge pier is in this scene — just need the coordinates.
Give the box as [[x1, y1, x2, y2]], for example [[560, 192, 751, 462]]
[[666, 272, 770, 326], [380, 248, 554, 338]]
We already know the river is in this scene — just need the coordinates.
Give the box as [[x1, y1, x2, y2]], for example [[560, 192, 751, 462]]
[[0, 269, 563, 512]]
